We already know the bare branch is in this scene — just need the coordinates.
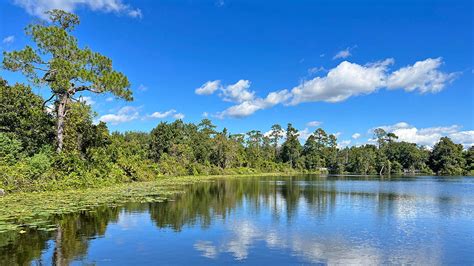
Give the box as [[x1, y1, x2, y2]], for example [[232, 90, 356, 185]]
[[42, 93, 57, 109]]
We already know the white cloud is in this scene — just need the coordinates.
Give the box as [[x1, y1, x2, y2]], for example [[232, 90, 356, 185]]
[[386, 58, 457, 93], [2, 35, 14, 44], [298, 128, 312, 142], [338, 140, 352, 148], [195, 80, 222, 95], [99, 106, 184, 125], [173, 113, 185, 119], [202, 112, 209, 117], [206, 58, 456, 118], [307, 66, 326, 75], [290, 59, 393, 105], [372, 122, 474, 148], [450, 131, 474, 148], [217, 89, 290, 118], [99, 106, 139, 125], [13, 0, 142, 20], [221, 80, 255, 103], [105, 96, 114, 102], [80, 96, 95, 105], [306, 121, 322, 127], [352, 133, 361, 139], [148, 109, 184, 120], [333, 47, 352, 60], [137, 84, 148, 92]]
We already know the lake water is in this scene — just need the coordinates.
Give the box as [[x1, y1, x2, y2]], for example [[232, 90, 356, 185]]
[[1, 175, 474, 265]]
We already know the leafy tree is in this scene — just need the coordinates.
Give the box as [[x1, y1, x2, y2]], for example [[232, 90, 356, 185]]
[[302, 135, 322, 170], [0, 78, 54, 154], [0, 133, 23, 165], [149, 120, 188, 161], [373, 128, 398, 148], [280, 123, 301, 168], [211, 129, 235, 169], [313, 128, 328, 152], [194, 119, 216, 163], [269, 124, 284, 158], [464, 146, 474, 174], [429, 137, 465, 175], [245, 130, 264, 168], [347, 145, 377, 174], [324, 134, 338, 169], [62, 102, 109, 156], [385, 141, 428, 172], [2, 10, 132, 152]]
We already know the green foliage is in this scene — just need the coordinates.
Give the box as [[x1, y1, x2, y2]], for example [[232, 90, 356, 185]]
[[0, 133, 23, 165], [0, 8, 471, 199], [429, 137, 466, 175], [0, 78, 54, 155], [2, 10, 132, 152], [464, 146, 474, 175], [1, 80, 472, 193], [347, 145, 378, 175], [281, 124, 302, 167], [1, 9, 471, 200]]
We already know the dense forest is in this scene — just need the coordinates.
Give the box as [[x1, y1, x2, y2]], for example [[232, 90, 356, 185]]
[[1, 10, 473, 193]]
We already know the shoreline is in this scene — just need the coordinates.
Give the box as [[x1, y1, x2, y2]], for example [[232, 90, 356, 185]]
[[0, 173, 290, 235], [1, 172, 471, 235]]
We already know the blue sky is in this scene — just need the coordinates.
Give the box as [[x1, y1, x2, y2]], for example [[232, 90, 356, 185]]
[[0, 0, 473, 147]]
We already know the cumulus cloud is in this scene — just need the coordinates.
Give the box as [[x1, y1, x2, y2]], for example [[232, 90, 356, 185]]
[[290, 58, 394, 105], [371, 122, 474, 148], [148, 109, 184, 120], [201, 58, 456, 118], [352, 133, 361, 139], [2, 35, 14, 44], [386, 57, 457, 93], [195, 80, 222, 95], [13, 0, 142, 20], [306, 121, 322, 127], [221, 80, 255, 103], [217, 89, 291, 118], [333, 47, 352, 60], [99, 106, 139, 125]]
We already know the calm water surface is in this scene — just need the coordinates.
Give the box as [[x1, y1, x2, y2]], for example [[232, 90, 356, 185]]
[[1, 175, 474, 265]]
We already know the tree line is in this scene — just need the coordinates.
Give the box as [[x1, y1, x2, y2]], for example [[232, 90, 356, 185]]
[[0, 10, 472, 192]]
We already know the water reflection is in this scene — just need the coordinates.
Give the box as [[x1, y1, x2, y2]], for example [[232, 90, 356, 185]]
[[1, 175, 473, 265]]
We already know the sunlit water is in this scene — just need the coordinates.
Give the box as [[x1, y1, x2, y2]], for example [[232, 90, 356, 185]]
[[1, 175, 474, 265]]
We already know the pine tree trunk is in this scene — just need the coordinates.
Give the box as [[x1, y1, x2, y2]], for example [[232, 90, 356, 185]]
[[56, 93, 69, 153]]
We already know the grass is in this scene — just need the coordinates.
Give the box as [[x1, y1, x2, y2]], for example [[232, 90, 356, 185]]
[[0, 173, 284, 235]]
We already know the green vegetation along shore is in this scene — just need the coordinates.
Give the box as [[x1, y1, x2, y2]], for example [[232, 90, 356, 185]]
[[1, 10, 473, 195], [0, 173, 287, 235]]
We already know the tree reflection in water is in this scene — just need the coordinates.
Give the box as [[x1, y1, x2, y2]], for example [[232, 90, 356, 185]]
[[0, 175, 471, 265]]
